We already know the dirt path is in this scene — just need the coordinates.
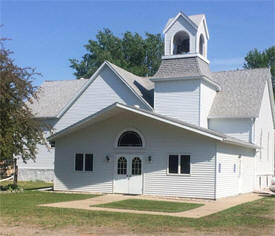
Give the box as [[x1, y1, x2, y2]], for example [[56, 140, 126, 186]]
[[0, 223, 274, 236]]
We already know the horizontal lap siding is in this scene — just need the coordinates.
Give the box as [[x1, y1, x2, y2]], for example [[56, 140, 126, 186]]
[[54, 112, 216, 199], [154, 80, 200, 126], [54, 66, 147, 132], [54, 127, 114, 193], [240, 155, 255, 193], [200, 81, 216, 128], [18, 119, 56, 178], [209, 118, 252, 142], [216, 143, 255, 198], [254, 83, 274, 177]]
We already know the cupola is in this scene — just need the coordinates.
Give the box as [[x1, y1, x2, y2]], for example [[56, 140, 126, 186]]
[[163, 12, 209, 60]]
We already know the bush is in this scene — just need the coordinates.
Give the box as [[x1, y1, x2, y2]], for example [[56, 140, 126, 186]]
[[0, 183, 23, 192]]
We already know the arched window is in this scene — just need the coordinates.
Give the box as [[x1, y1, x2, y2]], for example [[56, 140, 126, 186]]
[[199, 34, 205, 56], [117, 131, 143, 147], [173, 31, 190, 55]]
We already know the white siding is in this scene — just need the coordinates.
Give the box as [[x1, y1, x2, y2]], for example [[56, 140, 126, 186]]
[[17, 119, 56, 170], [216, 143, 255, 199], [54, 111, 216, 199], [17, 119, 57, 181], [200, 81, 216, 128], [165, 16, 196, 55], [209, 118, 253, 142], [195, 19, 208, 57], [254, 82, 274, 188], [154, 79, 200, 125], [54, 66, 148, 131]]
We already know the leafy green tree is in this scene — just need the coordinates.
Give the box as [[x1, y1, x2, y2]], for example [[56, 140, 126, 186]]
[[244, 47, 275, 87], [0, 41, 48, 183], [70, 28, 164, 78]]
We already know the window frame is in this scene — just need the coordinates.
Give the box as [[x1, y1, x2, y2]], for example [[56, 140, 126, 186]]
[[74, 153, 94, 172], [167, 153, 191, 176], [114, 128, 145, 149]]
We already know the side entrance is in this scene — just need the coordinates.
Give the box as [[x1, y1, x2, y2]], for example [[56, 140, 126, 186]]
[[113, 155, 143, 194]]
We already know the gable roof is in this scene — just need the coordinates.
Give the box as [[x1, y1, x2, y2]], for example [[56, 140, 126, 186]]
[[28, 79, 88, 118], [48, 102, 259, 150], [151, 57, 221, 91], [209, 68, 273, 119], [163, 12, 198, 34], [30, 61, 154, 119], [189, 14, 204, 26], [107, 62, 154, 106], [56, 61, 153, 118]]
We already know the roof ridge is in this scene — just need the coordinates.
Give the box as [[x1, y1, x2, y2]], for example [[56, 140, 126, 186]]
[[44, 78, 88, 83], [106, 61, 142, 79], [213, 67, 270, 74]]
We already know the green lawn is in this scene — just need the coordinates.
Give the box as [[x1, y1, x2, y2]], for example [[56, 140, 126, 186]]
[[0, 190, 274, 234], [93, 199, 203, 212], [0, 180, 53, 191]]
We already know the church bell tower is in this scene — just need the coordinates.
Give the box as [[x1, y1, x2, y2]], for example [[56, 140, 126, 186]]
[[163, 12, 209, 60]]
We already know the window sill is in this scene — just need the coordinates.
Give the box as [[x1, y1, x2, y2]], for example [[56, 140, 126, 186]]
[[166, 173, 191, 176]]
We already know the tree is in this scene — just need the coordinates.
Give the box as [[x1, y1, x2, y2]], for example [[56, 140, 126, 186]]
[[0, 41, 48, 183], [244, 47, 275, 87], [70, 28, 164, 78]]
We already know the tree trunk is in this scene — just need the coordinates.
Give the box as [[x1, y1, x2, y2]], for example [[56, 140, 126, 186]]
[[13, 158, 18, 185]]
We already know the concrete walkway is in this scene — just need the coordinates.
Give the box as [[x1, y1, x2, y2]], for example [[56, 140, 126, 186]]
[[40, 193, 262, 218]]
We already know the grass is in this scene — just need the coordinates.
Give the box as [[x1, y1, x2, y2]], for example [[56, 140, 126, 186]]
[[93, 199, 203, 212], [0, 190, 274, 234], [0, 180, 53, 191]]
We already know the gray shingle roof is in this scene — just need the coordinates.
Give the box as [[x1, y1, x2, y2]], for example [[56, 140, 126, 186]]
[[188, 14, 204, 26], [164, 14, 204, 31], [152, 57, 212, 80], [107, 61, 154, 106], [209, 68, 271, 118], [28, 79, 88, 118]]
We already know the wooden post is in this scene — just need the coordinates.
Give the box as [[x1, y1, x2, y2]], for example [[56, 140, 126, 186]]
[[13, 158, 18, 185]]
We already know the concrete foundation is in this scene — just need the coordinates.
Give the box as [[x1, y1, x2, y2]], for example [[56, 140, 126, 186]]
[[18, 168, 54, 182]]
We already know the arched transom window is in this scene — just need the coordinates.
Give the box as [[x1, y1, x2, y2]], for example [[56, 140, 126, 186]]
[[117, 131, 143, 147], [173, 31, 190, 55]]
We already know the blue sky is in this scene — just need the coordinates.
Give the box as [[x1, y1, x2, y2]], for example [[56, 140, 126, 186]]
[[1, 0, 274, 86]]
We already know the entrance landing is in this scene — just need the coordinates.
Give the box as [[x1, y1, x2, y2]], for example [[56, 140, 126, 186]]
[[40, 193, 262, 218]]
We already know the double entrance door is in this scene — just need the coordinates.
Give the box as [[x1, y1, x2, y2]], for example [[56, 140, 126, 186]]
[[114, 155, 142, 194]]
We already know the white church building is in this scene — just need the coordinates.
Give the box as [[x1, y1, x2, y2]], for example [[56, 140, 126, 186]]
[[19, 12, 274, 199]]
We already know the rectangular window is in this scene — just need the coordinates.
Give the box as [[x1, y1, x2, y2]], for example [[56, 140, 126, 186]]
[[168, 154, 191, 174], [75, 153, 84, 171], [180, 155, 190, 174], [85, 154, 93, 171], [233, 164, 236, 173], [168, 155, 179, 174]]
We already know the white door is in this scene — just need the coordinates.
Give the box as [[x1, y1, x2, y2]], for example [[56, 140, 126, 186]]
[[114, 155, 142, 194]]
